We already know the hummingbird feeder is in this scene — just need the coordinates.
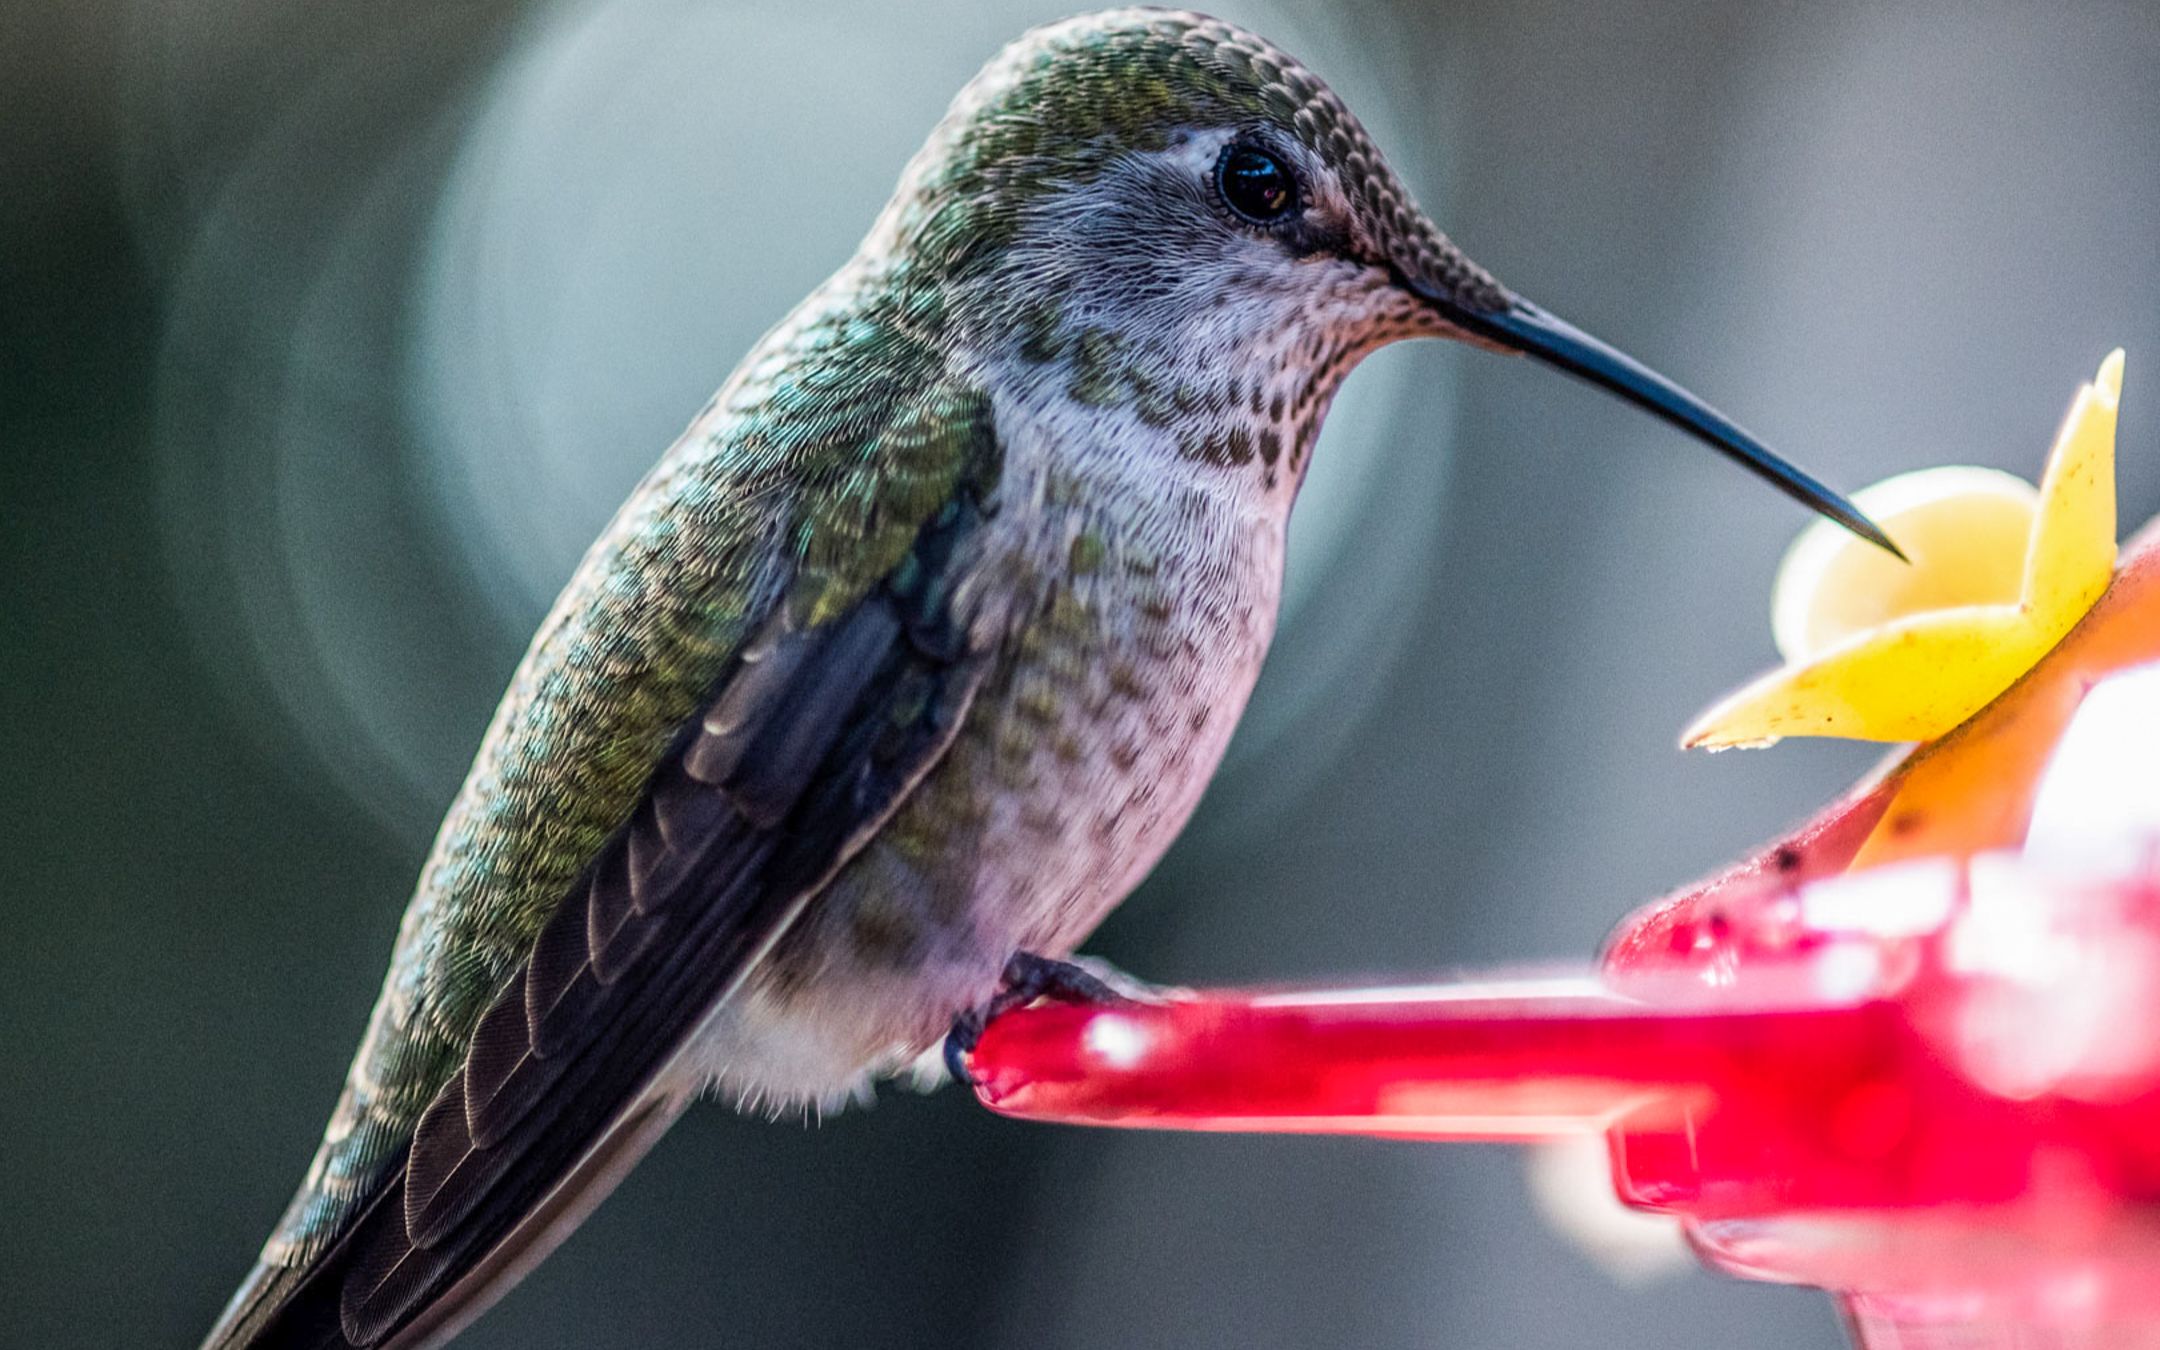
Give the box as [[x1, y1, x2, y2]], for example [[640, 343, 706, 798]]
[[965, 353, 2160, 1348]]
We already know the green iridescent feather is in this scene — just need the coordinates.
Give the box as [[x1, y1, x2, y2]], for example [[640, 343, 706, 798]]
[[266, 271, 993, 1262]]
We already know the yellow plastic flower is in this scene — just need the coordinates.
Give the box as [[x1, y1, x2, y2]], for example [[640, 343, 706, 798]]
[[1684, 351, 2123, 750]]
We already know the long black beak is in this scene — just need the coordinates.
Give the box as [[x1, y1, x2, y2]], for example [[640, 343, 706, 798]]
[[1427, 292, 1904, 559]]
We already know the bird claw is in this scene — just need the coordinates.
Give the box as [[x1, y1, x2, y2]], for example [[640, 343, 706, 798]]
[[944, 951, 1147, 1088]]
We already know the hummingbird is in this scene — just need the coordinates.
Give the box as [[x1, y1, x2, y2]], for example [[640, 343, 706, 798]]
[[203, 10, 1894, 1348]]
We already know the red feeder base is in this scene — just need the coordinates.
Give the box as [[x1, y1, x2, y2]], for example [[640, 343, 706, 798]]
[[967, 527, 2160, 1347]]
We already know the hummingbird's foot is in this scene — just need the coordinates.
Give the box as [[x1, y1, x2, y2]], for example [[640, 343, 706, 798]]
[[943, 951, 1150, 1087]]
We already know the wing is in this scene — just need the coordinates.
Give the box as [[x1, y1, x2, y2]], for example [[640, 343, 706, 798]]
[[215, 499, 992, 1348], [203, 285, 1003, 1347]]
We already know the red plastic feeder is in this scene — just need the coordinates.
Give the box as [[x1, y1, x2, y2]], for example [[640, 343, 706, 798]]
[[968, 525, 2160, 1347]]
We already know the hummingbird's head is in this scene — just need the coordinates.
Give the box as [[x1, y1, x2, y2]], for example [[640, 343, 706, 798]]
[[877, 9, 1892, 550]]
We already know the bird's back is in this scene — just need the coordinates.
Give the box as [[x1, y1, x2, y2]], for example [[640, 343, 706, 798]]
[[204, 253, 993, 1345]]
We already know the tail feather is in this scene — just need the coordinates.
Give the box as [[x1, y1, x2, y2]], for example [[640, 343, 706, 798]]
[[200, 1242, 360, 1350], [199, 1093, 686, 1349]]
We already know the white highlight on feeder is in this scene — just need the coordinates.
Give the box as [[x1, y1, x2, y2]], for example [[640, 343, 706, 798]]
[[2026, 660, 2160, 876], [1082, 1014, 1152, 1071]]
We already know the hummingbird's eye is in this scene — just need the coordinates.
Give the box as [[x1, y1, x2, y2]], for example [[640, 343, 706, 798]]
[[1215, 144, 1297, 224]]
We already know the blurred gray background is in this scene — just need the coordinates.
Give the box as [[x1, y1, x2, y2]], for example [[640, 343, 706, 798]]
[[7, 0, 2158, 1345]]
